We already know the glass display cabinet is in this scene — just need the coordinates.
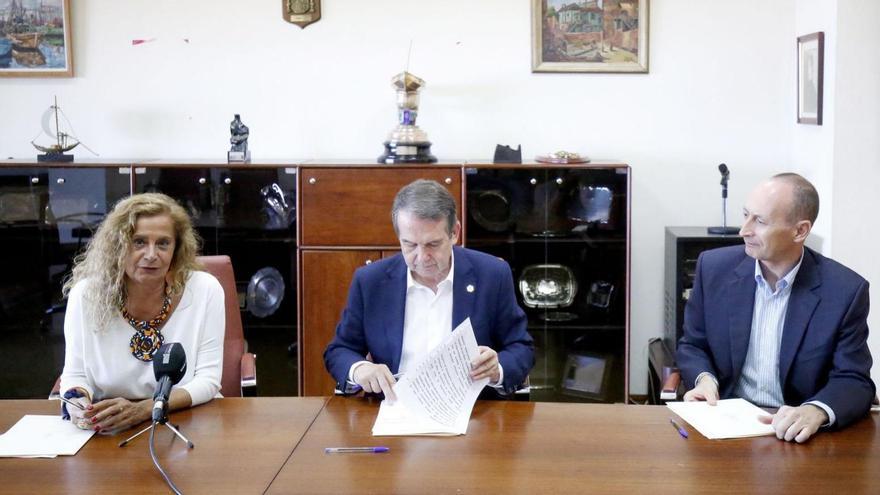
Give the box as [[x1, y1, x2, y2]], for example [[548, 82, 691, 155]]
[[465, 164, 630, 402], [1, 159, 628, 404]]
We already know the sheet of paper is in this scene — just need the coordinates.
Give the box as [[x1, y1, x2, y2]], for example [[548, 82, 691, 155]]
[[666, 398, 775, 440], [0, 415, 95, 458], [373, 318, 489, 436], [372, 400, 462, 436]]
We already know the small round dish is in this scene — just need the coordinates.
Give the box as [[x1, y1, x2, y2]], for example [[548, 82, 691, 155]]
[[535, 151, 590, 164]]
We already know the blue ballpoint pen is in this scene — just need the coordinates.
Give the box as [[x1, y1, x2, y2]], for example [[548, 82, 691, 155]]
[[59, 396, 86, 411], [669, 419, 688, 439], [325, 447, 390, 454]]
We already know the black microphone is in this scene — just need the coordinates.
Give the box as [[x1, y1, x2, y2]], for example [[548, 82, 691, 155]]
[[718, 163, 730, 197], [152, 343, 187, 423], [708, 162, 739, 235]]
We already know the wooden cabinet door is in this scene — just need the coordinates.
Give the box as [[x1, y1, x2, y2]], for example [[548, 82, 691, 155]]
[[299, 168, 461, 246], [300, 249, 380, 396]]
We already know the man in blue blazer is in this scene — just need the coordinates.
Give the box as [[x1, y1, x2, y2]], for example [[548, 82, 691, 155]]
[[677, 173, 874, 443], [324, 179, 534, 400]]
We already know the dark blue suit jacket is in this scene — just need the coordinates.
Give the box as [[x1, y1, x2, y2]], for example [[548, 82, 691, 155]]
[[324, 246, 534, 395], [677, 245, 874, 428]]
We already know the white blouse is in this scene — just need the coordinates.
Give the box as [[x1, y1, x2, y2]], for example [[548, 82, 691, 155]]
[[60, 271, 225, 406]]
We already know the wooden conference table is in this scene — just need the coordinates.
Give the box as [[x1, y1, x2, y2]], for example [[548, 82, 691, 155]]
[[1, 397, 878, 494]]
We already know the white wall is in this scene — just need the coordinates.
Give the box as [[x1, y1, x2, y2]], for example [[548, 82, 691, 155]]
[[793, 0, 837, 253], [4, 0, 854, 396], [831, 0, 880, 389]]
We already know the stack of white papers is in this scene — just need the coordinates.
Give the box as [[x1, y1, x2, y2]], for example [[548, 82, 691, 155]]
[[0, 415, 95, 458], [372, 318, 489, 436], [666, 398, 775, 440]]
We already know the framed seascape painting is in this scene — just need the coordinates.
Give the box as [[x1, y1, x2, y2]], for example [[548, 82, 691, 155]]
[[0, 0, 73, 77], [532, 0, 648, 73], [797, 32, 824, 125]]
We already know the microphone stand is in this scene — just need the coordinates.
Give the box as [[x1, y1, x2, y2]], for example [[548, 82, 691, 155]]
[[118, 402, 193, 495], [118, 406, 195, 449], [707, 165, 739, 235]]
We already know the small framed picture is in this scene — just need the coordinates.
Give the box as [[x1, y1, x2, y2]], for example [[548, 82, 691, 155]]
[[560, 352, 613, 401], [797, 32, 824, 125]]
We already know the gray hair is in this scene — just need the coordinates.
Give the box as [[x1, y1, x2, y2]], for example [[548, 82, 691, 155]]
[[391, 179, 457, 235], [772, 173, 820, 224]]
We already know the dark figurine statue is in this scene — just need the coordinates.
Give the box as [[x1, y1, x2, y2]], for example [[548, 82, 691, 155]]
[[230, 114, 250, 153]]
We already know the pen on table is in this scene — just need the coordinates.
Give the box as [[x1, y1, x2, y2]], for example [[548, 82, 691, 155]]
[[669, 418, 688, 439], [58, 396, 86, 411], [325, 446, 390, 454]]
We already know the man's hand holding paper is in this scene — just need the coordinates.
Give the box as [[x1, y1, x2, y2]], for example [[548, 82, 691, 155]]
[[372, 318, 488, 436], [470, 346, 500, 383], [683, 374, 719, 405]]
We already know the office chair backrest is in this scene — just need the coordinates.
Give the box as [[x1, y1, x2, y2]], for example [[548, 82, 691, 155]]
[[197, 255, 245, 398]]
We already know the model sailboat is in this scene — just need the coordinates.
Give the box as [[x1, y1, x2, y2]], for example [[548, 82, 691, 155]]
[[31, 96, 81, 162]]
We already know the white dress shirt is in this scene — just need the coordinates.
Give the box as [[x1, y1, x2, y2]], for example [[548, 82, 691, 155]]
[[398, 255, 456, 374]]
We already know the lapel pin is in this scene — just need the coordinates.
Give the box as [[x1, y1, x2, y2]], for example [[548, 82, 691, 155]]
[[466, 284, 475, 293]]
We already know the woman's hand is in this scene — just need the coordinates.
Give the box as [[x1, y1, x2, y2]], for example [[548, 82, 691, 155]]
[[84, 397, 151, 434], [61, 388, 93, 430]]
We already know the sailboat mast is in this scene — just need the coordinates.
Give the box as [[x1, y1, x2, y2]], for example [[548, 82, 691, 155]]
[[53, 95, 62, 146]]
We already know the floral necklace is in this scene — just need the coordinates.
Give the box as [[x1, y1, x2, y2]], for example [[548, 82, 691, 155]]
[[122, 287, 172, 362]]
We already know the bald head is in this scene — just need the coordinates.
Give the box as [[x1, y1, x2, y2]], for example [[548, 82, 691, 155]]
[[740, 174, 816, 271], [769, 173, 819, 225]]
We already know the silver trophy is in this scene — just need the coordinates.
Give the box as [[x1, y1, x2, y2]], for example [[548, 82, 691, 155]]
[[378, 71, 437, 164], [518, 264, 578, 322]]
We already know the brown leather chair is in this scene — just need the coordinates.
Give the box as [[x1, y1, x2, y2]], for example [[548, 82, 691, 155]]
[[51, 255, 256, 398], [198, 255, 257, 397]]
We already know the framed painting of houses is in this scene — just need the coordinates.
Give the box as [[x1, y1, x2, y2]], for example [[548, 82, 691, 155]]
[[0, 0, 73, 77], [532, 0, 648, 73]]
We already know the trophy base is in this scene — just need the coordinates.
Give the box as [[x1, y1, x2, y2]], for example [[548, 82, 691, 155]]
[[37, 153, 74, 162], [707, 226, 740, 235], [539, 311, 579, 323], [228, 150, 251, 163], [378, 141, 437, 164]]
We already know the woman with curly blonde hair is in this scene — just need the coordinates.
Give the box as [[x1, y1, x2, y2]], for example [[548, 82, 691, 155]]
[[59, 193, 225, 434]]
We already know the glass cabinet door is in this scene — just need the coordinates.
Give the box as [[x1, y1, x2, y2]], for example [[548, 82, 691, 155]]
[[465, 166, 629, 403], [133, 167, 219, 246], [134, 166, 299, 396], [212, 167, 298, 396], [0, 166, 130, 398], [0, 168, 52, 398]]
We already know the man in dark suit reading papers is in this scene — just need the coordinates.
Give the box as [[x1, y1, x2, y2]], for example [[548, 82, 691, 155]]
[[324, 179, 534, 401]]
